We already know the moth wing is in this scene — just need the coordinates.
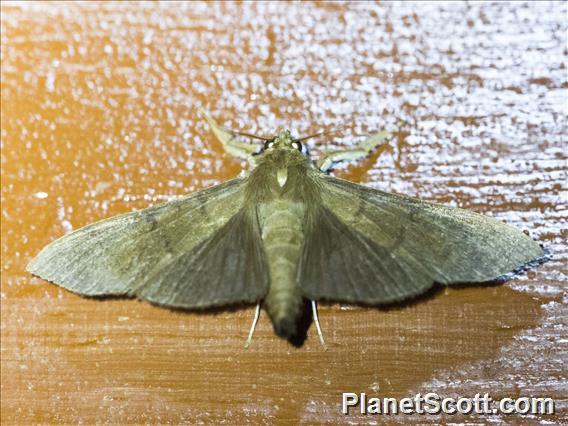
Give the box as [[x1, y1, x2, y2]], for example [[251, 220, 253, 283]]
[[298, 174, 545, 304], [27, 178, 268, 308]]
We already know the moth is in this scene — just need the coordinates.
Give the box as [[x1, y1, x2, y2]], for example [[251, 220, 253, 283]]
[[27, 108, 547, 349]]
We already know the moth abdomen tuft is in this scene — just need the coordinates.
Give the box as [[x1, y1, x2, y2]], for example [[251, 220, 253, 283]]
[[264, 281, 304, 339], [272, 313, 299, 339]]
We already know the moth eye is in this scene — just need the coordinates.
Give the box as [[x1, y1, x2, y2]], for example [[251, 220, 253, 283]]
[[264, 140, 275, 150], [292, 141, 302, 152]]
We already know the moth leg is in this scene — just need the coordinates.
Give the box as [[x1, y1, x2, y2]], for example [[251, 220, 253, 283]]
[[311, 300, 328, 351], [317, 130, 390, 172], [198, 106, 259, 163], [244, 303, 261, 349]]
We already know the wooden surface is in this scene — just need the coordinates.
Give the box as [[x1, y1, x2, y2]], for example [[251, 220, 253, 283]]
[[1, 2, 566, 424]]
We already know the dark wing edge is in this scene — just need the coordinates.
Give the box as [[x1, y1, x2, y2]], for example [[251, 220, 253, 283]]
[[27, 178, 269, 309], [298, 174, 546, 305]]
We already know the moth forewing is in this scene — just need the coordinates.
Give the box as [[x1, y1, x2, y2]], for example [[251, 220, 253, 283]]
[[27, 177, 268, 307], [298, 174, 546, 305]]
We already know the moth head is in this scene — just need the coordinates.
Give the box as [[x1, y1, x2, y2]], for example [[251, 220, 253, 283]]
[[263, 129, 303, 153]]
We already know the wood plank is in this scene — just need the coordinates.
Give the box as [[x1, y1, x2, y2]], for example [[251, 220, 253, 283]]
[[1, 1, 565, 424]]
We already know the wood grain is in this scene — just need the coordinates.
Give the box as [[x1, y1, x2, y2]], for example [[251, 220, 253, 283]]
[[1, 2, 566, 424]]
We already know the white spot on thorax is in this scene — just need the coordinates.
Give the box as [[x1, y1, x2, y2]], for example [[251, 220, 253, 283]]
[[277, 168, 288, 187]]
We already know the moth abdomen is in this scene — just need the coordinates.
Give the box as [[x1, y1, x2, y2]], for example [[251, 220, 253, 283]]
[[259, 200, 306, 338], [264, 268, 303, 339]]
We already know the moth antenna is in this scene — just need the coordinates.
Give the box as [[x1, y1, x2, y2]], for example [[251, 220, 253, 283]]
[[244, 303, 261, 349], [232, 130, 273, 141], [297, 124, 354, 143], [311, 300, 328, 351]]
